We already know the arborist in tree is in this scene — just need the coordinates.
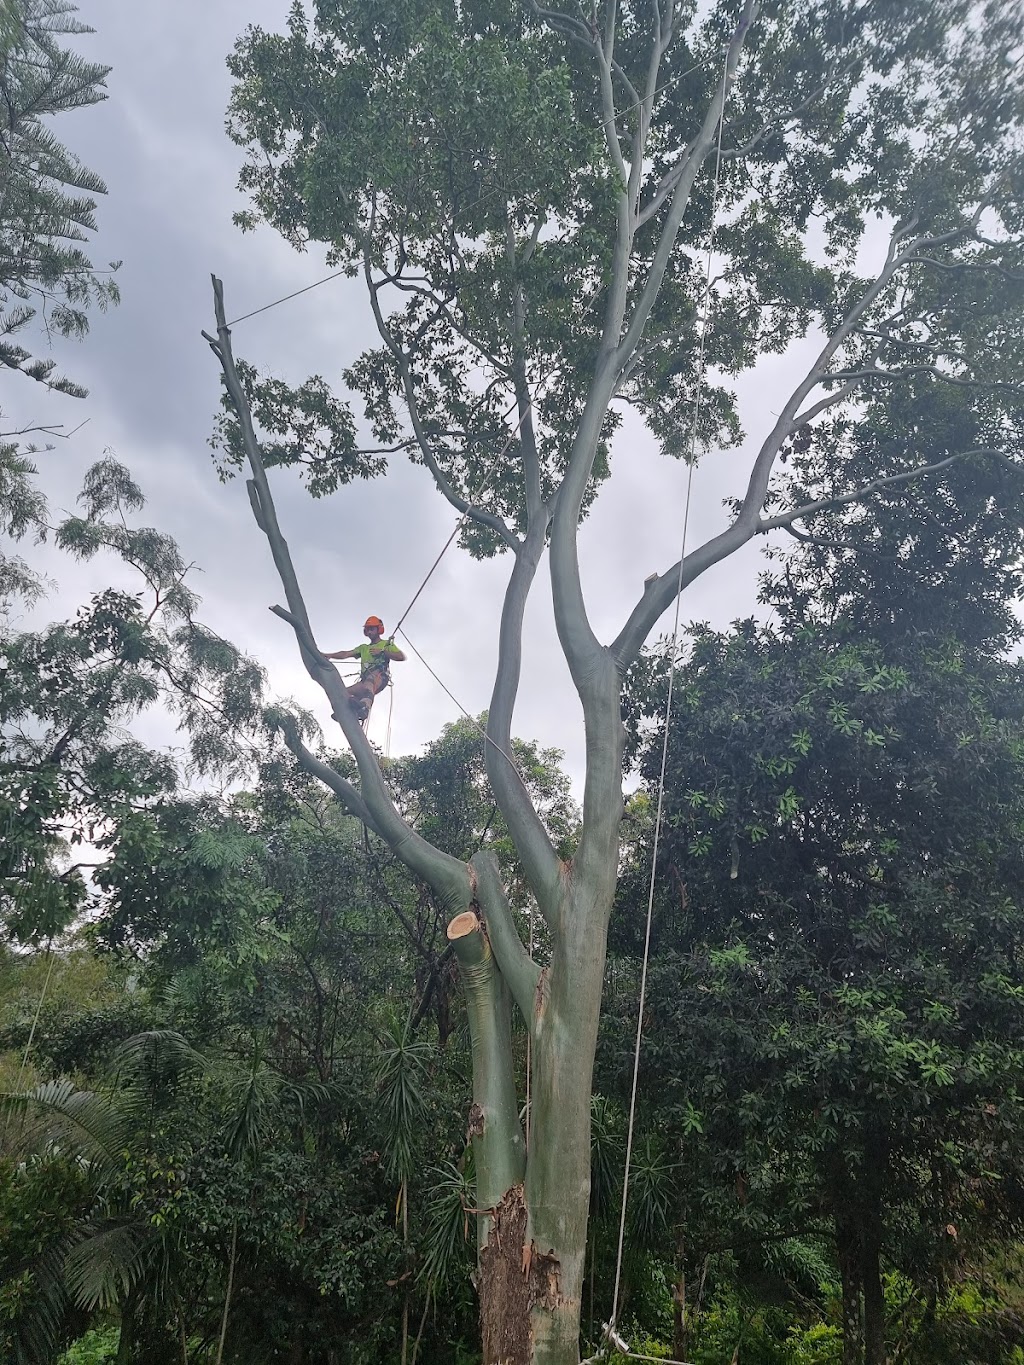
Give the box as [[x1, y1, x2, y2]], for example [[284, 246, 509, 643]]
[[323, 615, 405, 722]]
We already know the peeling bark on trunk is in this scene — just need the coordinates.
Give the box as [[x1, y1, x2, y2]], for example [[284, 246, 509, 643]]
[[479, 1185, 567, 1365], [447, 911, 526, 1245], [449, 856, 616, 1365]]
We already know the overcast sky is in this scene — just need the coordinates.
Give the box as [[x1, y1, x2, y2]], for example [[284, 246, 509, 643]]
[[6, 0, 821, 789]]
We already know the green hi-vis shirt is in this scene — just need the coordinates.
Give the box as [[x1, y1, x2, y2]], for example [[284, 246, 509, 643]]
[[354, 640, 401, 678]]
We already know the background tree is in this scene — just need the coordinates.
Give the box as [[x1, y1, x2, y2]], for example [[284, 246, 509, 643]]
[[616, 428, 1024, 1362], [212, 2, 1024, 1360], [0, 0, 118, 395], [1, 0, 119, 600], [0, 455, 264, 948]]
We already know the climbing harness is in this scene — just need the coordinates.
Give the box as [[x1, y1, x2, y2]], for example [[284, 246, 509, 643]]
[[602, 45, 732, 1365]]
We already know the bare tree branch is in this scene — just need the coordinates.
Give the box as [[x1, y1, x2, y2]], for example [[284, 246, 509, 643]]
[[825, 363, 1024, 397], [615, 1, 757, 371], [757, 449, 1009, 534], [472, 849, 540, 1023], [485, 524, 563, 930], [781, 524, 861, 551], [503, 213, 546, 523], [906, 253, 1024, 282], [203, 275, 473, 916], [554, 3, 757, 689], [275, 713, 385, 839], [607, 197, 1019, 669], [526, 1, 594, 49], [361, 240, 519, 550], [718, 75, 833, 162], [385, 274, 515, 376]]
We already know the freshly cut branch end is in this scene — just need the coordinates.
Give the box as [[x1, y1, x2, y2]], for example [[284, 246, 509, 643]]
[[447, 911, 481, 941]]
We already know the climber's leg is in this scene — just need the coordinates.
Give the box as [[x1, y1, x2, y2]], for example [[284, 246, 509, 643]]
[[345, 679, 375, 721]]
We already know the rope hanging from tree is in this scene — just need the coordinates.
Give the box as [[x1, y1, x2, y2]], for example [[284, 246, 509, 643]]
[[598, 44, 733, 1365]]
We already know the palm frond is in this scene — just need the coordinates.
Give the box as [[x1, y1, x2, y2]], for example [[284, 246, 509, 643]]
[[418, 1158, 475, 1289], [1, 1078, 137, 1174], [6, 1235, 73, 1364], [626, 1133, 677, 1244], [590, 1094, 625, 1221], [112, 1029, 207, 1092], [64, 1220, 156, 1310], [375, 1015, 431, 1182]]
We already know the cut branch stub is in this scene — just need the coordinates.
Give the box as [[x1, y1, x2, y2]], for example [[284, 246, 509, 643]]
[[447, 910, 485, 959]]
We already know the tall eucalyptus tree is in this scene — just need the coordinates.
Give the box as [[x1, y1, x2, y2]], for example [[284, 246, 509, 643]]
[[209, 2, 1024, 1360]]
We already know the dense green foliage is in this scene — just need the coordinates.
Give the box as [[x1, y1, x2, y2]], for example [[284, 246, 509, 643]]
[[0, 456, 264, 947], [6, 494, 1024, 1361], [1, 0, 119, 608], [220, 0, 1023, 556], [2, 719, 580, 1363], [607, 460, 1024, 1362]]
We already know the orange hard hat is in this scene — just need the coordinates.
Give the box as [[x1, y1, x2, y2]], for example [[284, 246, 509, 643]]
[[364, 615, 384, 631]]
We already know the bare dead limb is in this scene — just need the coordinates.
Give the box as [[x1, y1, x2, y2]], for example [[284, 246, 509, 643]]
[[203, 275, 473, 916], [757, 449, 1010, 534]]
